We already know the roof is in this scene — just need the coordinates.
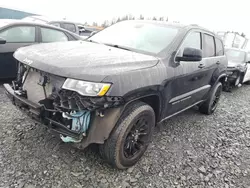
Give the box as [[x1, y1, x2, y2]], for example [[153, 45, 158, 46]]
[[49, 20, 85, 25], [0, 19, 65, 29], [113, 20, 214, 34], [0, 19, 19, 27]]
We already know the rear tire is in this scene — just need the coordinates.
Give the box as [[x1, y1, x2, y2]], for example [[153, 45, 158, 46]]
[[199, 82, 222, 115], [99, 102, 155, 169]]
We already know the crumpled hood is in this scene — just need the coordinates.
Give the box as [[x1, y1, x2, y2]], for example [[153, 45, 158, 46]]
[[14, 41, 159, 82]]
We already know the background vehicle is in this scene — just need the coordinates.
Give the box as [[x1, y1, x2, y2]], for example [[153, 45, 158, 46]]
[[0, 19, 82, 79], [48, 20, 103, 38], [223, 48, 250, 91], [4, 20, 227, 169], [217, 31, 248, 49]]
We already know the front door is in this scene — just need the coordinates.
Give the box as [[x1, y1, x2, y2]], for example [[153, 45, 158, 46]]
[[165, 31, 213, 117], [0, 26, 37, 79]]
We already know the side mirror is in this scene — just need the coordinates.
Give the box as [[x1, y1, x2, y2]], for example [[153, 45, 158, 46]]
[[176, 47, 202, 62], [0, 37, 6, 44]]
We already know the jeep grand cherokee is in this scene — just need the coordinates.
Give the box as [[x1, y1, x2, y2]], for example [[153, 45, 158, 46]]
[[4, 20, 227, 169]]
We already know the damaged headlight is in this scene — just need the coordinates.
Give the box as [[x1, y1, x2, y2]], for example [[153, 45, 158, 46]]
[[62, 78, 111, 96]]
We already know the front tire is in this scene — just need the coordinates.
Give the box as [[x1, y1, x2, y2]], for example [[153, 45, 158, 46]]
[[99, 102, 155, 169], [199, 82, 222, 115]]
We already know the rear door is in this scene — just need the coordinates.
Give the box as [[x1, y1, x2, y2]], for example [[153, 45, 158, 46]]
[[202, 33, 222, 86], [0, 25, 37, 78]]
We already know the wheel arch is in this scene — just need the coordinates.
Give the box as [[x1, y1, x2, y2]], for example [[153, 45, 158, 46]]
[[218, 73, 227, 85], [74, 90, 163, 149]]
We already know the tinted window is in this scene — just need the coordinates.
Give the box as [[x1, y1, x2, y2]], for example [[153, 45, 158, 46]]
[[226, 49, 245, 62], [0, 26, 35, 42], [203, 34, 215, 57], [89, 21, 179, 55], [61, 23, 76, 33], [178, 32, 201, 56], [215, 38, 224, 56], [41, 28, 68, 42]]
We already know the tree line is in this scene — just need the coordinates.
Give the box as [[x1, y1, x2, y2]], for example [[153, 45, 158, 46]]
[[90, 14, 170, 28]]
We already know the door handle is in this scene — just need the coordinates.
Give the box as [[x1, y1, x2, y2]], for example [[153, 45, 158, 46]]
[[216, 61, 220, 65], [198, 64, 205, 68]]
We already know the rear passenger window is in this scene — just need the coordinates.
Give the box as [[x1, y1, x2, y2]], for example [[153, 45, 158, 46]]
[[41, 28, 68, 42], [178, 32, 201, 56], [215, 38, 224, 56], [203, 34, 215, 57]]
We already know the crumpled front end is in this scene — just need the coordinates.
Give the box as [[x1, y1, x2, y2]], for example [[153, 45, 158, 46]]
[[5, 62, 124, 147]]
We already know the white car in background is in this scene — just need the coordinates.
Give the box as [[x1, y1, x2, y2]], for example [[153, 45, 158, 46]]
[[224, 48, 250, 91]]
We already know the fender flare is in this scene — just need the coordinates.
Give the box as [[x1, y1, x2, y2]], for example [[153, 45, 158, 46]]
[[216, 73, 227, 83]]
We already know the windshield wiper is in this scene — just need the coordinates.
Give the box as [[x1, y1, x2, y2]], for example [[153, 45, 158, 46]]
[[103, 43, 132, 51]]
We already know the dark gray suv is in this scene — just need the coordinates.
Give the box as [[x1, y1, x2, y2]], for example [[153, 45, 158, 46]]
[[4, 20, 228, 169]]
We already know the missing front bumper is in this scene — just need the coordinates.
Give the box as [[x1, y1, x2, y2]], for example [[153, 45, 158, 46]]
[[4, 83, 125, 149], [4, 83, 83, 140]]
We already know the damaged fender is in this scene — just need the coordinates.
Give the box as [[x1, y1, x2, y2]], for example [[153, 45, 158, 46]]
[[74, 106, 124, 149]]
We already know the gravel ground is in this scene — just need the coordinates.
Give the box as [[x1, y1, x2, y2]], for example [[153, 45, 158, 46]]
[[1, 84, 250, 188]]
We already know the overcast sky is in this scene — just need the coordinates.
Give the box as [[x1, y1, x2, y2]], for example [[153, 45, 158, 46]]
[[1, 0, 249, 35]]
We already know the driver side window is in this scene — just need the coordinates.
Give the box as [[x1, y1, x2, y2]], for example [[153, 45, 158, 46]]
[[177, 32, 201, 57]]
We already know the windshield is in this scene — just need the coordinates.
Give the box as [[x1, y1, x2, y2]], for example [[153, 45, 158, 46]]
[[88, 21, 179, 55], [226, 49, 245, 62]]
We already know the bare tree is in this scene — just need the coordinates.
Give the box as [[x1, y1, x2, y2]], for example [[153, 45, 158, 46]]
[[117, 17, 121, 22], [139, 14, 144, 20], [152, 17, 157, 21], [101, 20, 109, 28]]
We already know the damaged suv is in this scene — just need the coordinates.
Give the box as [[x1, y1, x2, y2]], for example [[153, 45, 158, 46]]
[[4, 20, 227, 169], [223, 48, 250, 91]]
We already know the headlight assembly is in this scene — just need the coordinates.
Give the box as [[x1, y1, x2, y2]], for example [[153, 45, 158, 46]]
[[62, 78, 111, 96]]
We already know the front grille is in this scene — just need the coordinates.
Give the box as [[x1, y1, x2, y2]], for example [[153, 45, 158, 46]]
[[18, 65, 65, 105]]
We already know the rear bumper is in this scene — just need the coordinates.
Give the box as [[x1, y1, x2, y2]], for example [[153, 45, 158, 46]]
[[4, 83, 82, 139]]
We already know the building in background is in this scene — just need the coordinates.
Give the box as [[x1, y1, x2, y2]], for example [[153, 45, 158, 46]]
[[0, 7, 37, 19]]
